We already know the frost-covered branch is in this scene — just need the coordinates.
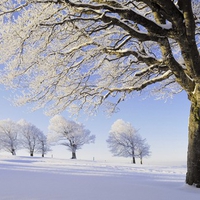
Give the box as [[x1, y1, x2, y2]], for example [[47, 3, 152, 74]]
[[0, 0, 199, 115]]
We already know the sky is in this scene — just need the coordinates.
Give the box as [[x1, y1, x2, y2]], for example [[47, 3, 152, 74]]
[[0, 86, 190, 165]]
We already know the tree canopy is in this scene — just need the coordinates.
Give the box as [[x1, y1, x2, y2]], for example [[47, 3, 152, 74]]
[[48, 115, 95, 159], [0, 0, 199, 115], [107, 119, 150, 164], [18, 119, 49, 157], [0, 119, 21, 155]]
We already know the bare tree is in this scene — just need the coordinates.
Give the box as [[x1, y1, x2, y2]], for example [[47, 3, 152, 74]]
[[18, 120, 46, 157], [37, 133, 51, 157], [0, 119, 21, 155], [0, 0, 200, 186], [107, 119, 150, 164], [48, 115, 95, 159], [137, 139, 151, 165]]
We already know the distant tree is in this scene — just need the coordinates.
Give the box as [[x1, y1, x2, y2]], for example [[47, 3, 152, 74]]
[[48, 115, 95, 159], [37, 133, 51, 157], [18, 120, 46, 157], [107, 119, 150, 164], [0, 119, 21, 155], [137, 139, 151, 165]]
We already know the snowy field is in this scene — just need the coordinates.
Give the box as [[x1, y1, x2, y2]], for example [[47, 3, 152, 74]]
[[0, 156, 200, 200]]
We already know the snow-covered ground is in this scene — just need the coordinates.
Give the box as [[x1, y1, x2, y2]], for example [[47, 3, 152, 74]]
[[0, 156, 199, 200]]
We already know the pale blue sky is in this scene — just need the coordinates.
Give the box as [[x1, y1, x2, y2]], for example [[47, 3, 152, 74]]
[[0, 86, 190, 165]]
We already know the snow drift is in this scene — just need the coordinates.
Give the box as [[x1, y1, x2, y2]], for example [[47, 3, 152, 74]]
[[0, 156, 199, 200]]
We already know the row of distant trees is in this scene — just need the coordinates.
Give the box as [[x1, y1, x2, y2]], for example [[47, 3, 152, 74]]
[[0, 119, 49, 157], [0, 116, 150, 164]]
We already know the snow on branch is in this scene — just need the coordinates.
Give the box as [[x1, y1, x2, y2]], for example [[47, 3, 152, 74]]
[[104, 70, 173, 96], [0, 0, 198, 115]]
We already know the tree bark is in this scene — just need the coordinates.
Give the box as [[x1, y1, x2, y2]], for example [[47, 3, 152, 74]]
[[71, 143, 77, 159], [11, 149, 16, 156], [186, 101, 200, 187], [71, 152, 76, 159], [132, 156, 136, 164]]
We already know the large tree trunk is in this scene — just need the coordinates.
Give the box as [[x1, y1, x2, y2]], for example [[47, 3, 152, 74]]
[[186, 101, 200, 187], [132, 156, 136, 164], [11, 149, 16, 156], [71, 152, 76, 159], [71, 143, 77, 159]]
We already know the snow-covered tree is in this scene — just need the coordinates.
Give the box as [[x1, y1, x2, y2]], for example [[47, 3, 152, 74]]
[[0, 0, 200, 186], [48, 115, 95, 159], [137, 139, 151, 165], [107, 119, 150, 164], [0, 119, 21, 155], [18, 120, 46, 157], [37, 133, 50, 157]]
